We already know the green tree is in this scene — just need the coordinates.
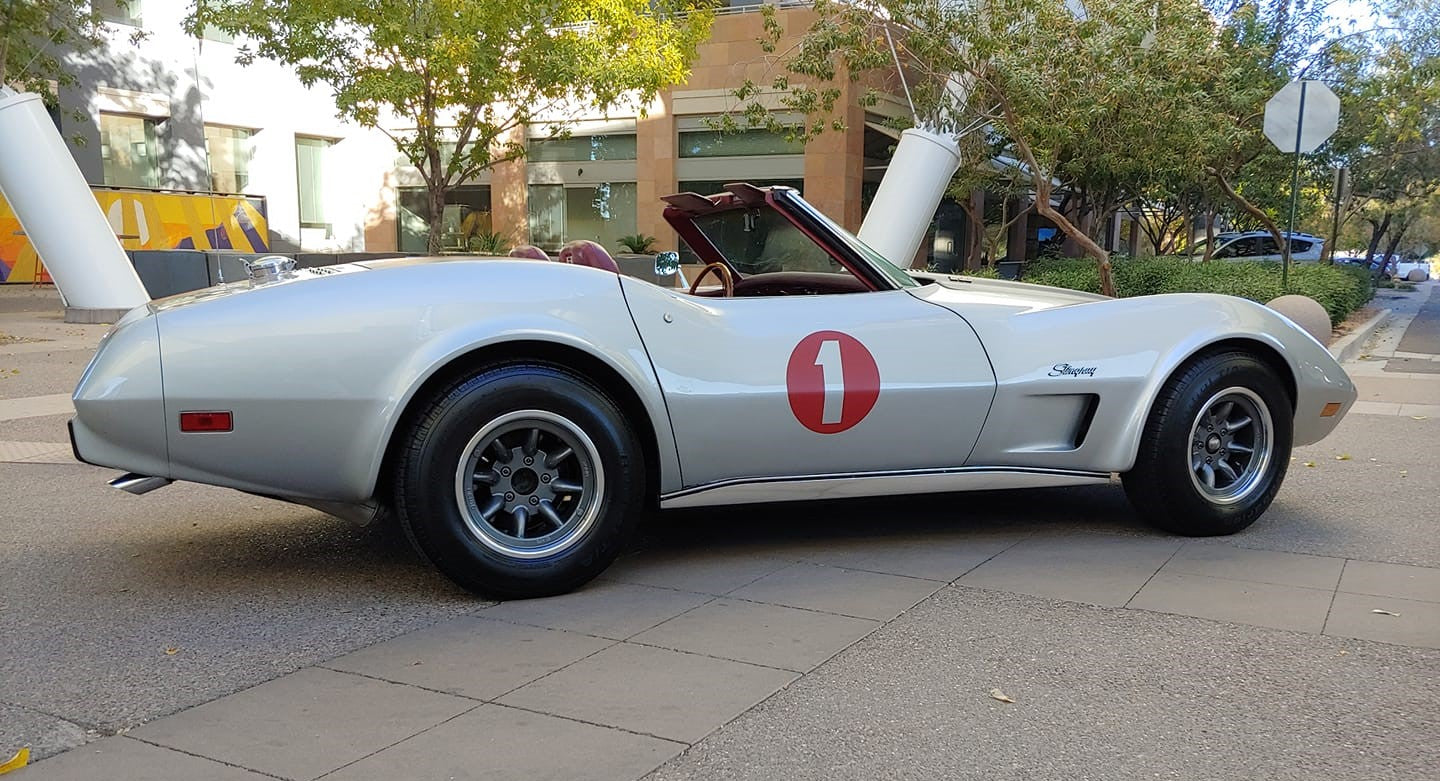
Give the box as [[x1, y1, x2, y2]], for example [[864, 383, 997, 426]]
[[1319, 0, 1440, 271], [192, 0, 711, 254], [1, 0, 114, 105], [742, 0, 1227, 296]]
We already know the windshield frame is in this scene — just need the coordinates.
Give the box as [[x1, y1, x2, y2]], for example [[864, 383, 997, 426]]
[[771, 188, 918, 290]]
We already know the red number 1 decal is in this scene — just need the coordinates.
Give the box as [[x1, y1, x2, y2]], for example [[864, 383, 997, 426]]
[[786, 331, 880, 434]]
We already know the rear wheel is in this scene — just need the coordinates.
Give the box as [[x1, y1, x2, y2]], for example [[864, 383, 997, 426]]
[[393, 364, 645, 597], [1123, 351, 1292, 536]]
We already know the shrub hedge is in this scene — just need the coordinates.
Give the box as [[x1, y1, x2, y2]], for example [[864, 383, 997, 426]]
[[1015, 257, 1374, 326]]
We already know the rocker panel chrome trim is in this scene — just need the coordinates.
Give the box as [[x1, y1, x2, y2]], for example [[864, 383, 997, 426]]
[[658, 466, 1112, 509]]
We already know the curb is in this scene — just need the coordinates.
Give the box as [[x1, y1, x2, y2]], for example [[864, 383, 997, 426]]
[[1329, 308, 1391, 363]]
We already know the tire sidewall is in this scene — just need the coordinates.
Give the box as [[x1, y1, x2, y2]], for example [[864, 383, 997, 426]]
[[399, 366, 642, 596]]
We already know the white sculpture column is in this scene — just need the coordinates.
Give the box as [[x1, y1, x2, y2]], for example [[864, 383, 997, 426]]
[[856, 128, 963, 268], [0, 89, 149, 322]]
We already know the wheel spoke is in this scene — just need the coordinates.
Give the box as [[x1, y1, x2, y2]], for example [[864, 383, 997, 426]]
[[1228, 442, 1254, 454], [1213, 401, 1234, 423], [523, 428, 540, 456], [537, 499, 565, 528], [545, 446, 573, 468], [1228, 415, 1252, 431], [489, 438, 511, 461], [551, 478, 584, 494], [1201, 463, 1217, 489], [1215, 459, 1239, 484], [472, 469, 499, 485], [478, 494, 505, 522], [511, 506, 529, 537]]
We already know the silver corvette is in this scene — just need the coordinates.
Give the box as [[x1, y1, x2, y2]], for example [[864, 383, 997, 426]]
[[71, 184, 1357, 597]]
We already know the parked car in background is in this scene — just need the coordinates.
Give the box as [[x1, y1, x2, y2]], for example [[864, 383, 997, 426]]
[[1390, 256, 1433, 282], [1187, 231, 1326, 263], [1338, 253, 1433, 281]]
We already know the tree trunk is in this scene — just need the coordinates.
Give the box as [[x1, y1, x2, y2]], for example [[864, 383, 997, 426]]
[[1209, 168, 1286, 262], [1203, 208, 1216, 263], [427, 183, 449, 255], [1033, 191, 1114, 296], [1380, 219, 1411, 278], [1365, 213, 1392, 276]]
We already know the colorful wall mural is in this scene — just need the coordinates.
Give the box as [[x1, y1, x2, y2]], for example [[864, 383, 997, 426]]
[[0, 188, 269, 283]]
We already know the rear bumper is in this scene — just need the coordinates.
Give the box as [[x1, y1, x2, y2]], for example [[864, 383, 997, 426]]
[[67, 417, 93, 466]]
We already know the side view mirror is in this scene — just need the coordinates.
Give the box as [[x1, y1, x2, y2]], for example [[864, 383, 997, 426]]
[[654, 251, 680, 277]]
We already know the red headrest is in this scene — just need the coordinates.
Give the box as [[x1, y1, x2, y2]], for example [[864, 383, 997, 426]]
[[508, 245, 550, 261], [558, 240, 619, 273]]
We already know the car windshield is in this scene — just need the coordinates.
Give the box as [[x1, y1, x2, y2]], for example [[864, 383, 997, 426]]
[[693, 208, 845, 276], [787, 194, 918, 289]]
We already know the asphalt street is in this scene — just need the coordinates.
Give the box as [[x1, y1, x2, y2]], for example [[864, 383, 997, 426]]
[[2, 282, 1437, 778]]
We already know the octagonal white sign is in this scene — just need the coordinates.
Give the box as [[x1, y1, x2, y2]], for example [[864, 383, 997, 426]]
[[1264, 80, 1340, 154]]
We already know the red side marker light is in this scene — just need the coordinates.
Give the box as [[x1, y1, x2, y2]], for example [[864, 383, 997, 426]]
[[180, 411, 233, 432]]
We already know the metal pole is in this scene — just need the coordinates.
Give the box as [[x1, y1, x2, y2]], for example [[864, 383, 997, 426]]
[[1283, 81, 1308, 292]]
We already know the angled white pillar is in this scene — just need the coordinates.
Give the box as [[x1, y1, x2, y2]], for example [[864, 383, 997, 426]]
[[0, 89, 149, 322], [857, 128, 963, 268]]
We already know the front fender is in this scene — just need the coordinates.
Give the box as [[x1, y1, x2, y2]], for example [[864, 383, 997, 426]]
[[960, 294, 1354, 473]]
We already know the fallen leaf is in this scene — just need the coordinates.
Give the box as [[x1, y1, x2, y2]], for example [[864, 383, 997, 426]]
[[1338, 650, 1349, 656], [1303, 461, 1316, 468], [1335, 454, 1352, 461], [1371, 609, 1401, 617], [1400, 470, 1409, 477], [1411, 415, 1428, 420], [0, 747, 28, 774], [1369, 458, 1377, 462], [988, 688, 1015, 704], [165, 647, 179, 655]]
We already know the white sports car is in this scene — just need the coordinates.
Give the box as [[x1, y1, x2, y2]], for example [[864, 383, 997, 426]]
[[70, 184, 1356, 597]]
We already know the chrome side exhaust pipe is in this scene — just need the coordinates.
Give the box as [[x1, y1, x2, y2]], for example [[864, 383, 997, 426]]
[[109, 473, 173, 495]]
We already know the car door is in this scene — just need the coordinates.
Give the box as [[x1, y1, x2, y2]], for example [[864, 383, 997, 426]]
[[620, 279, 997, 489]]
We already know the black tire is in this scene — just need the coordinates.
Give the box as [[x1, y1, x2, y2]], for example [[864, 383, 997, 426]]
[[393, 363, 645, 598], [1122, 351, 1292, 536]]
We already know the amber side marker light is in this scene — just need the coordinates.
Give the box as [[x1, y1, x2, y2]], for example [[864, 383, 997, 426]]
[[180, 411, 233, 432], [1320, 402, 1343, 418]]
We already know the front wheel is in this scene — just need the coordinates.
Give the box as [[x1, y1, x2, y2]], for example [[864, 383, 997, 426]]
[[393, 364, 645, 597], [1123, 351, 1293, 536]]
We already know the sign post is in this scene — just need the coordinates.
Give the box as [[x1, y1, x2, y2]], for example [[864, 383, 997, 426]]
[[1264, 80, 1340, 291]]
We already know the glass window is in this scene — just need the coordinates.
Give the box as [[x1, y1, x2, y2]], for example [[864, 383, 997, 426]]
[[200, 24, 235, 44], [1256, 237, 1281, 255], [397, 185, 492, 252], [676, 180, 802, 265], [529, 134, 637, 162], [528, 185, 566, 250], [679, 128, 803, 158], [99, 112, 159, 188], [94, 0, 141, 26], [692, 207, 843, 276], [295, 136, 335, 230], [526, 183, 637, 252], [204, 125, 253, 193]]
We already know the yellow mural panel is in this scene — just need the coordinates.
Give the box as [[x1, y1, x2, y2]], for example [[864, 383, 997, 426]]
[[0, 188, 269, 283]]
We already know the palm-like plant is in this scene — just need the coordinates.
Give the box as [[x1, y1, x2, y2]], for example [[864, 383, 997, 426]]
[[617, 234, 658, 254]]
